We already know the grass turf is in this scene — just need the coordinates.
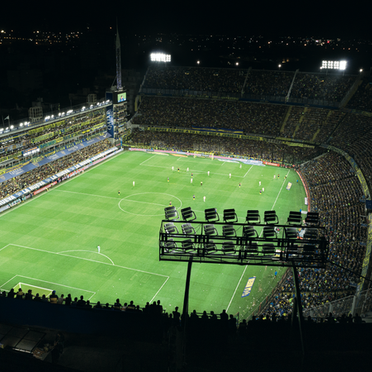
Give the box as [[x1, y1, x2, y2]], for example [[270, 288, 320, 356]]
[[0, 150, 307, 318]]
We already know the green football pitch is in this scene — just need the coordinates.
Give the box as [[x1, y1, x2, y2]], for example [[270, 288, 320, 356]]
[[0, 150, 307, 318]]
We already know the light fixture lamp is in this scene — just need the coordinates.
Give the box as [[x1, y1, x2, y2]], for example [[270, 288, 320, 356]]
[[163, 238, 177, 253], [181, 207, 197, 221], [246, 210, 261, 225], [263, 226, 276, 238], [204, 224, 218, 236], [243, 242, 258, 258], [204, 208, 219, 222], [164, 206, 179, 221], [305, 212, 319, 226], [223, 209, 238, 223], [182, 239, 196, 254], [205, 240, 217, 253], [304, 228, 318, 240], [222, 241, 235, 254], [285, 227, 298, 240], [182, 223, 196, 235], [264, 210, 279, 224], [164, 222, 179, 235], [262, 243, 275, 255], [222, 225, 236, 237], [287, 211, 302, 225], [243, 225, 258, 239]]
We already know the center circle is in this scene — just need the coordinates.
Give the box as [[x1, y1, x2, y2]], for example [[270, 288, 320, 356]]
[[118, 192, 183, 217]]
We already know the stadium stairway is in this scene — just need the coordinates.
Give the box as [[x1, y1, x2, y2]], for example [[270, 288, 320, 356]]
[[292, 107, 307, 138], [280, 106, 292, 134], [339, 74, 364, 108]]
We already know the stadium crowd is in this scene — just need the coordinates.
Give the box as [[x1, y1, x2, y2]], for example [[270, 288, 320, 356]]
[[132, 96, 350, 142], [259, 151, 367, 319], [129, 128, 324, 164], [0, 108, 106, 171], [0, 140, 112, 201], [143, 67, 360, 106], [143, 66, 246, 93], [1, 65, 372, 337]]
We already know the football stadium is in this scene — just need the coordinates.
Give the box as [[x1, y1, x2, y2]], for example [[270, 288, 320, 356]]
[[1, 65, 372, 370]]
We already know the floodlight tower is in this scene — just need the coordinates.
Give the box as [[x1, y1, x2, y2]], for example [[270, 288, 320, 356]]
[[159, 208, 329, 356], [115, 22, 122, 91], [105, 21, 127, 145]]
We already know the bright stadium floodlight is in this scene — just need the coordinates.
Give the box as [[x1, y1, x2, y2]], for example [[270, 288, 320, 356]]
[[320, 60, 347, 70], [150, 53, 171, 63]]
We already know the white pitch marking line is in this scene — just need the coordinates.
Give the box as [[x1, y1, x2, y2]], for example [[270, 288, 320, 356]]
[[0, 275, 18, 290], [272, 170, 290, 210], [54, 189, 118, 200], [17, 275, 95, 294], [150, 277, 170, 303], [243, 165, 254, 178], [57, 250, 115, 265], [0, 150, 123, 219], [140, 155, 157, 165], [226, 169, 290, 311], [0, 244, 11, 254], [226, 266, 248, 312], [6, 244, 169, 278]]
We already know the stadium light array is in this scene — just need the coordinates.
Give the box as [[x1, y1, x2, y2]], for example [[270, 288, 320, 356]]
[[150, 53, 171, 63], [320, 60, 347, 70], [159, 209, 327, 268]]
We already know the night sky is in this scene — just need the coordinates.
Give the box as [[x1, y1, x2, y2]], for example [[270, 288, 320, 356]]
[[2, 1, 370, 38]]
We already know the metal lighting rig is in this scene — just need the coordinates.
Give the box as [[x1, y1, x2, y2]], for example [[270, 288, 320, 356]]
[[159, 207, 329, 356], [160, 207, 328, 268]]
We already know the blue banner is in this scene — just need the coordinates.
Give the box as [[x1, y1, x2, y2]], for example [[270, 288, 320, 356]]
[[241, 276, 256, 298], [0, 135, 110, 185]]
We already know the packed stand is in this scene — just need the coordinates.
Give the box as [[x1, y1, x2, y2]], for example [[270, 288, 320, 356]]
[[0, 140, 112, 201], [133, 96, 286, 136], [129, 128, 324, 164], [290, 72, 356, 103], [0, 108, 106, 170], [259, 152, 366, 320], [243, 70, 294, 98], [346, 76, 372, 112], [143, 66, 246, 94], [328, 113, 372, 191]]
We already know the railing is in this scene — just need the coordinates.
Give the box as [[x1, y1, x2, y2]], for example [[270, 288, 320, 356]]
[[303, 288, 372, 319]]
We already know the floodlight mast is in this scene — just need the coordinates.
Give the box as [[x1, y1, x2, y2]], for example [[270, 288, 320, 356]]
[[159, 209, 328, 357]]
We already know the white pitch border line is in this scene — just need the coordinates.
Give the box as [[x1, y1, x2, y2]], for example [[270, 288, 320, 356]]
[[1, 243, 170, 302], [150, 277, 170, 303], [226, 169, 290, 312], [17, 275, 96, 295], [57, 250, 115, 266], [0, 275, 18, 290], [140, 154, 157, 165], [7, 243, 168, 278], [243, 165, 254, 178]]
